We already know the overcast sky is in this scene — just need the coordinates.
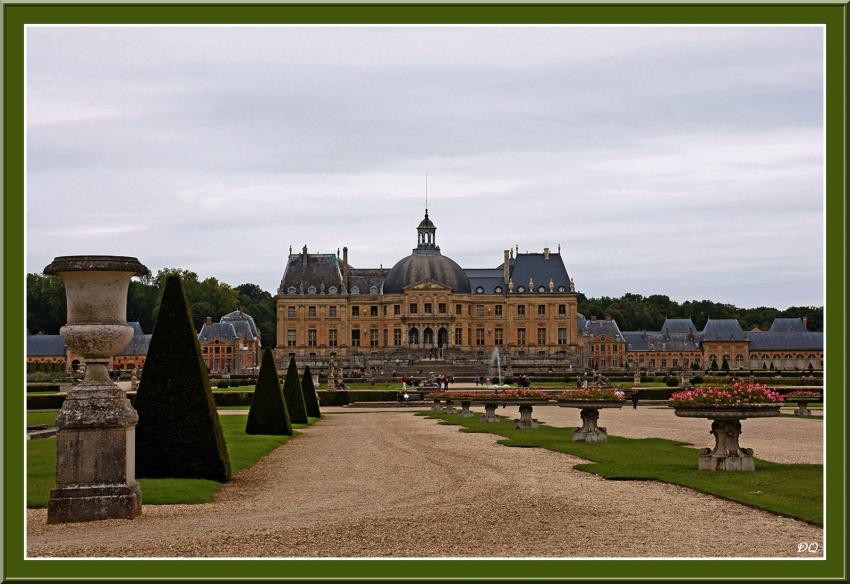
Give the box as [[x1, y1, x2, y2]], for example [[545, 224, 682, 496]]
[[26, 26, 824, 309]]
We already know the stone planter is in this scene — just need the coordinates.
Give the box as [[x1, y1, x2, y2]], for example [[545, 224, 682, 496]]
[[479, 401, 500, 423], [430, 397, 442, 411], [557, 400, 624, 442], [442, 399, 456, 414], [673, 404, 781, 471], [785, 396, 820, 417], [458, 400, 475, 417], [43, 255, 148, 523]]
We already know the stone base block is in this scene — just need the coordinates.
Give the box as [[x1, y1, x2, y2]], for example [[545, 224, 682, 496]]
[[794, 405, 811, 417], [47, 482, 141, 524], [480, 414, 500, 423], [513, 418, 539, 429], [698, 453, 755, 471], [572, 427, 608, 442], [459, 410, 475, 418]]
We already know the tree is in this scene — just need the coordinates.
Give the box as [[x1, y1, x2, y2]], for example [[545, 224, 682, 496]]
[[246, 349, 292, 435], [134, 275, 231, 482], [281, 356, 309, 424], [26, 274, 67, 335], [301, 365, 321, 418]]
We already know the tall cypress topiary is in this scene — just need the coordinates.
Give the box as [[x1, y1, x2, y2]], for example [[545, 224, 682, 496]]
[[135, 275, 231, 482], [281, 356, 308, 424], [301, 365, 321, 418], [246, 349, 292, 435]]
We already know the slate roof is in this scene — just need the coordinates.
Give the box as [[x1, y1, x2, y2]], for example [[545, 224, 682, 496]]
[[499, 252, 571, 293], [622, 331, 651, 351], [221, 310, 259, 340], [702, 319, 747, 341], [198, 322, 238, 342], [768, 317, 807, 333], [119, 334, 152, 355], [749, 332, 823, 351], [582, 319, 625, 342], [26, 334, 66, 356], [621, 330, 701, 352], [465, 268, 506, 295], [660, 318, 698, 336], [129, 321, 144, 335], [349, 268, 389, 295], [576, 313, 587, 331], [278, 253, 344, 295]]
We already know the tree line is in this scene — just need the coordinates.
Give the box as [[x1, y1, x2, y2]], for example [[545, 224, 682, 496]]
[[26, 271, 823, 349]]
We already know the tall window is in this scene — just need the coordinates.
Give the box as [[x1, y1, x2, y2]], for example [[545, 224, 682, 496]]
[[394, 304, 401, 315], [494, 328, 504, 345], [495, 305, 503, 316], [370, 306, 378, 317], [476, 328, 485, 346], [517, 305, 526, 316], [352, 306, 360, 317], [308, 329, 317, 347], [455, 304, 462, 315], [537, 327, 546, 345], [287, 306, 296, 318], [410, 303, 418, 314], [455, 328, 462, 345], [424, 303, 432, 314], [438, 303, 447, 314], [370, 329, 379, 347], [287, 329, 296, 347], [558, 328, 567, 345], [558, 304, 566, 315], [517, 328, 526, 345], [329, 329, 337, 347], [538, 305, 546, 316], [308, 306, 317, 317], [351, 329, 360, 346], [329, 305, 337, 317], [476, 304, 485, 316], [393, 328, 402, 346]]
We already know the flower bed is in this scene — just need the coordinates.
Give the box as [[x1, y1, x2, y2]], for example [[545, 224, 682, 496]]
[[555, 387, 626, 402], [783, 390, 821, 400], [669, 381, 784, 408], [429, 389, 551, 401]]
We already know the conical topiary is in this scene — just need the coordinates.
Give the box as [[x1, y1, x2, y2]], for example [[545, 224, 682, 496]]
[[301, 365, 321, 418], [281, 356, 308, 424], [135, 275, 231, 482], [246, 349, 292, 435]]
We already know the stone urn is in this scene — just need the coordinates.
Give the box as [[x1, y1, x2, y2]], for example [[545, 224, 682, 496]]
[[557, 400, 624, 442], [44, 255, 148, 523], [784, 394, 821, 417], [673, 404, 781, 471]]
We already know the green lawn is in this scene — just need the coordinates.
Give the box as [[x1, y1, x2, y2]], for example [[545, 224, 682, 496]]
[[27, 409, 59, 427], [27, 414, 320, 508], [213, 385, 256, 392], [419, 411, 822, 525]]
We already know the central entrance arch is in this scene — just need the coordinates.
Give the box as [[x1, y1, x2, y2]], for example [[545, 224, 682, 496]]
[[423, 327, 434, 346], [437, 327, 448, 348], [408, 327, 419, 345]]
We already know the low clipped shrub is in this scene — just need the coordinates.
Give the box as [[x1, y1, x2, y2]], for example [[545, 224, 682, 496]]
[[218, 381, 230, 389], [691, 375, 704, 384], [281, 356, 309, 424], [664, 377, 680, 387]]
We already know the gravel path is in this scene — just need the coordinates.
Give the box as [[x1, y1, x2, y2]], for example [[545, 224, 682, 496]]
[[27, 410, 822, 558]]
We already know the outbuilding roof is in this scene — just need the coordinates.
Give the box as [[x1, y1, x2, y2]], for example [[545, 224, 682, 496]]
[[768, 318, 808, 333]]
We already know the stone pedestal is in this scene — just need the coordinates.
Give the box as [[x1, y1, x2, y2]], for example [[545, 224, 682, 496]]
[[793, 401, 812, 417], [459, 400, 474, 417], [698, 420, 754, 471], [480, 402, 499, 423], [442, 399, 456, 414], [572, 408, 607, 442], [513, 404, 539, 429], [431, 398, 442, 411]]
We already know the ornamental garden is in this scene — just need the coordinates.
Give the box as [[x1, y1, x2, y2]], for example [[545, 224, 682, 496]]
[[26, 254, 823, 555]]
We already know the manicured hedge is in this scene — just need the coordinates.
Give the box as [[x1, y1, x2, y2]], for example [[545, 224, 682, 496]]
[[246, 349, 292, 436], [281, 356, 309, 424], [301, 366, 321, 418], [26, 384, 60, 392], [316, 390, 408, 406]]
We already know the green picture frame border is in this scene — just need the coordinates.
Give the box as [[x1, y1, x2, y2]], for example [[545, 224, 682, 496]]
[[3, 2, 846, 581]]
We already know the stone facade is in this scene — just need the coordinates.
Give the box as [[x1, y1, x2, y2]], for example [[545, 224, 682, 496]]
[[198, 309, 262, 374], [273, 211, 580, 368]]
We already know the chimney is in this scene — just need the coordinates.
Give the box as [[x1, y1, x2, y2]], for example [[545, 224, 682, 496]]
[[544, 247, 550, 260], [205, 316, 212, 325], [302, 245, 308, 266], [802, 316, 808, 330], [503, 250, 510, 284], [342, 246, 349, 291]]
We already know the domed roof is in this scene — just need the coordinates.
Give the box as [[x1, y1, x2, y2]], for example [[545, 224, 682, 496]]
[[383, 209, 470, 293], [384, 253, 470, 293]]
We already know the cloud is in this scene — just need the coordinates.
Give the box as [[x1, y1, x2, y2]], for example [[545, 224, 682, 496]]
[[25, 25, 824, 309]]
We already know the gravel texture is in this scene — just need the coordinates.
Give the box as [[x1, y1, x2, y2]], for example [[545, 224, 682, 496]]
[[27, 409, 822, 558]]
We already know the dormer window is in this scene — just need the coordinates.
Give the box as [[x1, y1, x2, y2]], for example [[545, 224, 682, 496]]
[[475, 286, 485, 294], [517, 286, 526, 293], [287, 286, 297, 294], [537, 286, 546, 293], [350, 286, 360, 295], [558, 285, 567, 292], [328, 286, 338, 294], [369, 285, 379, 294], [494, 286, 503, 293], [307, 286, 317, 294]]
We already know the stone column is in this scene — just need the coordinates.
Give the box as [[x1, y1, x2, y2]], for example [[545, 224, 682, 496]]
[[794, 401, 811, 417], [572, 408, 607, 442], [514, 404, 538, 429], [431, 398, 442, 411], [442, 399, 456, 414], [480, 402, 499, 423], [44, 256, 148, 523], [699, 419, 755, 471], [459, 400, 474, 417]]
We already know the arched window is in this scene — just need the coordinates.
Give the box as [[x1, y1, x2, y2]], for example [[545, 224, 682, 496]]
[[307, 286, 317, 294], [287, 286, 296, 294], [494, 286, 503, 293], [476, 286, 485, 294], [369, 285, 379, 294], [350, 286, 360, 295], [328, 286, 338, 294]]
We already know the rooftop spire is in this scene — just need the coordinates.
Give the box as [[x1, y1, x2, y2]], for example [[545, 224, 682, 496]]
[[425, 170, 429, 216]]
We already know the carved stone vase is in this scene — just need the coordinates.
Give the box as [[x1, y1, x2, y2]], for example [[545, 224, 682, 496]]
[[44, 255, 148, 523]]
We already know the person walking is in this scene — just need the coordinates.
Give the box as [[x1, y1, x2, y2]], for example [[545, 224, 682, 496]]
[[631, 388, 639, 410]]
